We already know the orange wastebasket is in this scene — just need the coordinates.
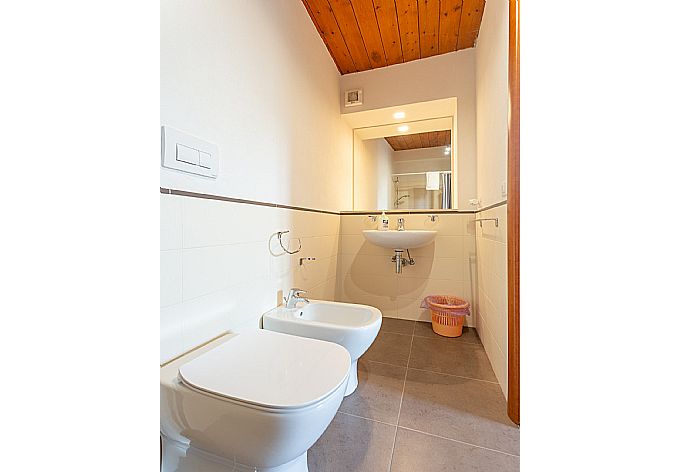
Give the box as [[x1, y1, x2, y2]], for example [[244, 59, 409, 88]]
[[421, 295, 470, 337]]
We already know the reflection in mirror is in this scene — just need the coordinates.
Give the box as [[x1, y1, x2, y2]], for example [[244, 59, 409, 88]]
[[353, 118, 453, 211], [389, 130, 451, 209]]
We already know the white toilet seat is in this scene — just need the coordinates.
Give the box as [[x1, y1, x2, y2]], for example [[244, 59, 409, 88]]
[[178, 330, 351, 410], [161, 330, 352, 472], [263, 300, 382, 396]]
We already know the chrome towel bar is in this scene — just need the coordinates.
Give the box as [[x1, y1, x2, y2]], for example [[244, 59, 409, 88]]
[[472, 218, 499, 228], [277, 230, 302, 254]]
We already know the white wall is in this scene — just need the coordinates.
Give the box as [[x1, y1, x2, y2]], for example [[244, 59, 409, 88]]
[[375, 140, 393, 209], [160, 0, 352, 363], [476, 0, 509, 208], [353, 137, 393, 210], [340, 51, 477, 210], [474, 0, 510, 398], [161, 0, 352, 212]]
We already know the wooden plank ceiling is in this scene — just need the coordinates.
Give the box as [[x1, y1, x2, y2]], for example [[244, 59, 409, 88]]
[[385, 130, 451, 151], [302, 0, 485, 74]]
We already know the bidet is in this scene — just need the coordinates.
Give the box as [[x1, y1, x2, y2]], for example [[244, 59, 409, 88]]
[[263, 299, 382, 396]]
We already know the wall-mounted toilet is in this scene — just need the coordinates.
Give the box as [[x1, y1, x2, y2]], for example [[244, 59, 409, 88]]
[[263, 300, 382, 396], [160, 329, 351, 472]]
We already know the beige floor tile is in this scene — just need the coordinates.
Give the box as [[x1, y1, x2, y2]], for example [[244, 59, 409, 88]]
[[414, 321, 482, 344], [408, 336, 497, 381], [362, 332, 412, 367], [381, 317, 416, 335], [339, 360, 406, 424], [398, 369, 519, 455], [391, 428, 519, 472], [308, 412, 396, 472]]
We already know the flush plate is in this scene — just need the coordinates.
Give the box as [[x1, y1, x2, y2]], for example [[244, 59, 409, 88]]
[[161, 126, 219, 178]]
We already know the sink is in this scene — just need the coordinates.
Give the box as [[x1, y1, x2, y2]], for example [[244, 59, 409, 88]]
[[362, 230, 437, 250]]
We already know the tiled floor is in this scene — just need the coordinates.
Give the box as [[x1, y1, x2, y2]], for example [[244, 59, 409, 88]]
[[308, 318, 519, 471]]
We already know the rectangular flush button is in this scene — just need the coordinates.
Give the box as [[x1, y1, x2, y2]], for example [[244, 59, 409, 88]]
[[176, 143, 199, 165], [199, 151, 212, 169], [162, 126, 218, 178]]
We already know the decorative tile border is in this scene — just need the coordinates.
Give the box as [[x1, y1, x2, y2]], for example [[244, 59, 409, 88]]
[[340, 209, 474, 215], [477, 200, 507, 212], [160, 188, 340, 215], [161, 188, 507, 215]]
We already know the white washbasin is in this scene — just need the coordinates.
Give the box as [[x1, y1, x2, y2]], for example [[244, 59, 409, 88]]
[[362, 229, 437, 250]]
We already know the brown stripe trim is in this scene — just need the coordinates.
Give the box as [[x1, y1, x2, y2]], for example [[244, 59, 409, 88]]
[[340, 209, 474, 215], [160, 188, 340, 215], [161, 188, 499, 215], [477, 200, 507, 212]]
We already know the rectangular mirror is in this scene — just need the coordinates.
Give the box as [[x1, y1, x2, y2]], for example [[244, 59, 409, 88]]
[[353, 117, 454, 211]]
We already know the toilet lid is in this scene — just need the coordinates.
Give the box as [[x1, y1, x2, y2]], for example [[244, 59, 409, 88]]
[[178, 330, 351, 409]]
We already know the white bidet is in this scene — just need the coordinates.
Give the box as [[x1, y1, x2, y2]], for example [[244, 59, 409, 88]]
[[263, 300, 382, 396]]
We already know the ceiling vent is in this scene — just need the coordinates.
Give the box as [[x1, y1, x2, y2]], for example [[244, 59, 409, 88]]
[[344, 89, 363, 107]]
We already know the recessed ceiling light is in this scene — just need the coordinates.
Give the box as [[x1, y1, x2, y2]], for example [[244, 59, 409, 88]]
[[393, 111, 405, 119], [397, 125, 409, 132]]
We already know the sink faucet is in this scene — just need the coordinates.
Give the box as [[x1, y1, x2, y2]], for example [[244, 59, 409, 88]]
[[397, 218, 405, 231], [285, 288, 309, 308]]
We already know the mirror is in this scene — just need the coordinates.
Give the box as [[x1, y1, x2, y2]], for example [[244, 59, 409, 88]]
[[353, 117, 454, 211]]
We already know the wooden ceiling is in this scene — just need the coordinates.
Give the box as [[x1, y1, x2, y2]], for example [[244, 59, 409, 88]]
[[385, 130, 451, 151], [302, 0, 485, 74]]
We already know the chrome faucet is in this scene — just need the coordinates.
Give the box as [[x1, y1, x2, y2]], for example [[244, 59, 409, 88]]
[[285, 288, 309, 308], [397, 217, 405, 231]]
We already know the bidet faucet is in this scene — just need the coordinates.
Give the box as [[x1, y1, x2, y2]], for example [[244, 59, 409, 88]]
[[285, 288, 309, 308], [397, 218, 405, 231]]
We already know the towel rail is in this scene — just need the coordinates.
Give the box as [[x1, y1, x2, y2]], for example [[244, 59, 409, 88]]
[[472, 218, 499, 228], [276, 230, 302, 254]]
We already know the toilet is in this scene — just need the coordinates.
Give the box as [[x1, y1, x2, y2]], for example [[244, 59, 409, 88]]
[[160, 329, 351, 472], [263, 300, 382, 396]]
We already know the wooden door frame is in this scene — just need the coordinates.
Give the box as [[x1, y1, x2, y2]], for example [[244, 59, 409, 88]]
[[507, 0, 520, 425]]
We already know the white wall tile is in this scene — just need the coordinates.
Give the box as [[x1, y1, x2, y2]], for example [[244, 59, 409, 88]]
[[400, 256, 462, 280], [396, 297, 429, 321], [160, 194, 183, 250], [292, 255, 338, 291], [482, 325, 508, 397], [412, 235, 463, 258], [160, 250, 183, 308], [397, 277, 464, 300], [474, 203, 509, 397], [183, 197, 278, 248], [161, 194, 344, 364], [160, 303, 185, 363], [403, 213, 463, 234], [340, 272, 397, 299], [340, 214, 378, 235], [182, 241, 268, 300], [162, 195, 506, 380], [346, 253, 400, 278], [309, 276, 338, 301], [337, 212, 478, 326], [339, 233, 391, 256]]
